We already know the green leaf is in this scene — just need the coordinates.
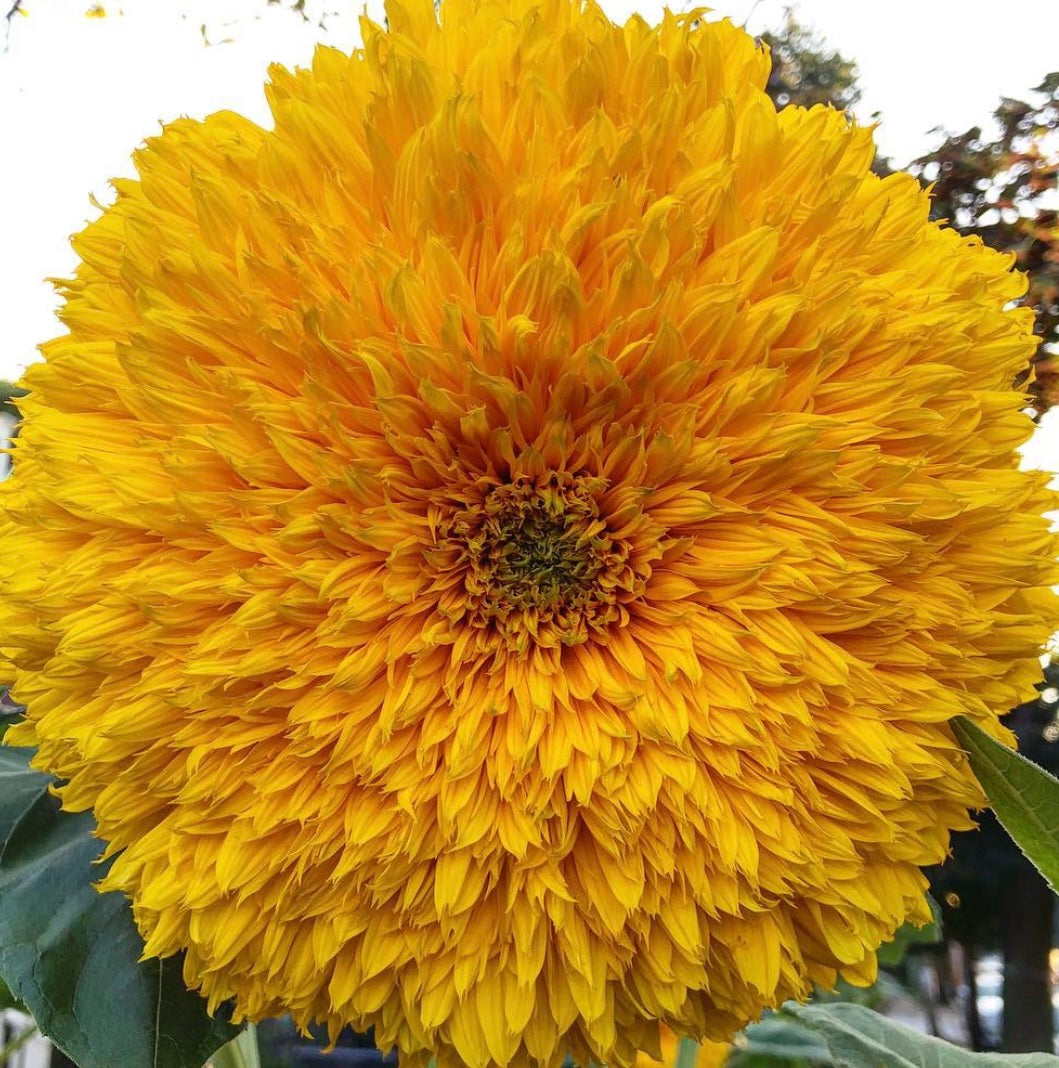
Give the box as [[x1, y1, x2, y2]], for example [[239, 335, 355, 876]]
[[876, 895, 942, 967], [0, 745, 240, 1068], [0, 381, 26, 420], [951, 715, 1059, 893], [0, 974, 24, 1012], [0, 1022, 39, 1063], [731, 1013, 832, 1065], [787, 1002, 1059, 1066]]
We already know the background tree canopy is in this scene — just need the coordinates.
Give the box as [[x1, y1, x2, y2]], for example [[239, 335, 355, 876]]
[[758, 12, 1058, 421], [908, 76, 1059, 418], [758, 10, 861, 113]]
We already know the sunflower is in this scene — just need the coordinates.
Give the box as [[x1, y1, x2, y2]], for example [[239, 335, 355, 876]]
[[2, 1, 1057, 1066]]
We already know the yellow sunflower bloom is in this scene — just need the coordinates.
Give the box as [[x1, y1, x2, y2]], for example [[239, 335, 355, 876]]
[[2, 0, 1057, 1066]]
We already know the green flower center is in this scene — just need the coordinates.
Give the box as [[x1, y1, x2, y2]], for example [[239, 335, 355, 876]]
[[430, 471, 643, 652], [479, 479, 608, 612]]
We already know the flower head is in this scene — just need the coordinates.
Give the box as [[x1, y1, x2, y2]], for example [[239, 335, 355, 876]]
[[2, 1, 1057, 1066]]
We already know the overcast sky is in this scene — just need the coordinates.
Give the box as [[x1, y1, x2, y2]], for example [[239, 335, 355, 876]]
[[1, 0, 1057, 472]]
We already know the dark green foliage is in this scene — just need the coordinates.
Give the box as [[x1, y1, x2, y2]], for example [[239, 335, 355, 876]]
[[0, 381, 26, 421], [0, 746, 240, 1068], [876, 897, 942, 967], [758, 11, 860, 113]]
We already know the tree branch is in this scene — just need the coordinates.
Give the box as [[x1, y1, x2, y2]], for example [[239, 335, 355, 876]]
[[3, 0, 23, 51]]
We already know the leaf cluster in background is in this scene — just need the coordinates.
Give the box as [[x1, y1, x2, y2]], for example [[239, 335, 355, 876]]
[[0, 381, 26, 421], [908, 75, 1059, 418], [757, 14, 1058, 419], [263, 0, 342, 31], [758, 11, 861, 113]]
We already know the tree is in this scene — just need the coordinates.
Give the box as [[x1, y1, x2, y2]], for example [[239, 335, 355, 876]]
[[757, 11, 890, 177], [910, 75, 1059, 418], [758, 10, 861, 114]]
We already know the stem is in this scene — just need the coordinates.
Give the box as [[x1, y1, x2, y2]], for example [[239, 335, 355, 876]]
[[0, 1025, 38, 1064], [674, 1037, 700, 1068], [209, 1023, 261, 1068]]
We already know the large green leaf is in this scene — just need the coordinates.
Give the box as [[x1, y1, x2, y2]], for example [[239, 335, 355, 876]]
[[0, 745, 240, 1068], [729, 1013, 833, 1065], [951, 715, 1059, 893], [787, 1003, 1059, 1066]]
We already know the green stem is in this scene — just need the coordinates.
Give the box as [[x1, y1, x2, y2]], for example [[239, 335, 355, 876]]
[[674, 1036, 700, 1068], [0, 1025, 38, 1064], [208, 1023, 260, 1068]]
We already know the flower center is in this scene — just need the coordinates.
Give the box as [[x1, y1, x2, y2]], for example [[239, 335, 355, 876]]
[[432, 472, 640, 651], [481, 483, 603, 608]]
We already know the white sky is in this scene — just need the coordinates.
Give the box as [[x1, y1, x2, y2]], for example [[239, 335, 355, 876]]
[[0, 0, 1056, 476]]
